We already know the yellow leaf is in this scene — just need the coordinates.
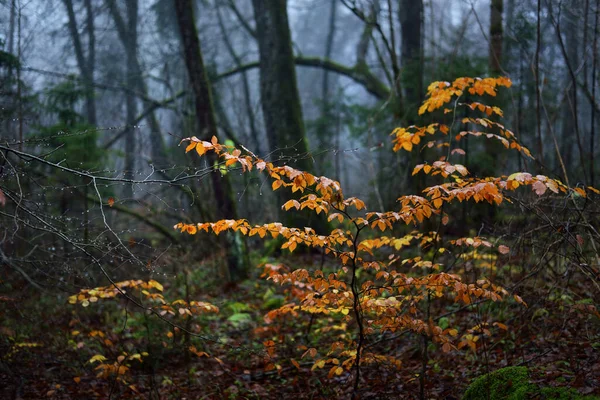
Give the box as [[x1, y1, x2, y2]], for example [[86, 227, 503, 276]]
[[89, 354, 107, 364], [328, 213, 343, 223], [588, 186, 600, 194], [148, 280, 164, 291], [195, 143, 206, 156], [311, 359, 326, 371], [272, 180, 283, 191], [73, 377, 81, 384]]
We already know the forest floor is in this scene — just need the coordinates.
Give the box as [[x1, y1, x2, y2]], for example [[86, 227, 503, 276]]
[[1, 251, 600, 399]]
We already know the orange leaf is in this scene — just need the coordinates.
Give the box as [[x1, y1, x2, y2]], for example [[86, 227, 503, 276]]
[[494, 322, 508, 330], [272, 180, 283, 191], [108, 197, 115, 207], [291, 359, 300, 370]]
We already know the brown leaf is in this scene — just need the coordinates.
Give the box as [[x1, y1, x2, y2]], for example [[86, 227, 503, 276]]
[[498, 245, 510, 254]]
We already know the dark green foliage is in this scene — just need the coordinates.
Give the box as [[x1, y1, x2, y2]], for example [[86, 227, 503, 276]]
[[0, 49, 19, 69], [463, 367, 600, 400], [462, 366, 534, 400], [540, 387, 600, 400], [37, 80, 102, 171]]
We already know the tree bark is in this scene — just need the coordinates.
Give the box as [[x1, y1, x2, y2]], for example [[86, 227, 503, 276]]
[[399, 0, 424, 112], [489, 0, 504, 74], [251, 0, 311, 172], [173, 0, 249, 282], [252, 0, 332, 233]]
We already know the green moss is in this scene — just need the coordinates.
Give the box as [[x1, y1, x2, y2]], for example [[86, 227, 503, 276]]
[[540, 387, 600, 400], [463, 367, 600, 400], [462, 366, 534, 400]]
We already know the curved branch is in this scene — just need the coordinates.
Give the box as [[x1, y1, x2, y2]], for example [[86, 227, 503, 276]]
[[216, 56, 391, 100], [84, 193, 179, 244]]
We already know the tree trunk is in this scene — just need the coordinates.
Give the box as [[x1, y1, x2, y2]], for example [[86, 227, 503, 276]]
[[173, 0, 249, 282], [216, 6, 262, 155], [490, 0, 504, 74], [484, 0, 504, 177], [316, 0, 338, 176], [399, 0, 424, 197], [560, 3, 579, 172], [62, 0, 97, 242], [251, 0, 311, 172], [106, 0, 169, 172], [399, 0, 424, 112], [251, 0, 329, 233]]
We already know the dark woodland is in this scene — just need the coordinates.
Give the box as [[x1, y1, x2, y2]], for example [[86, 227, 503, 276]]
[[0, 0, 599, 399]]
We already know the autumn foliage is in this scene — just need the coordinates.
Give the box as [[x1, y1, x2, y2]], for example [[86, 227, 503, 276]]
[[69, 76, 599, 394]]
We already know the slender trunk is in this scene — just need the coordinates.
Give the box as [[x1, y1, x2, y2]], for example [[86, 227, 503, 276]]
[[124, 29, 137, 198], [4, 0, 16, 143], [62, 0, 97, 236], [486, 0, 503, 178], [317, 0, 338, 175], [106, 0, 169, 171], [322, 0, 337, 101], [552, 1, 587, 181], [489, 0, 503, 74], [84, 0, 96, 126], [8, 0, 15, 56], [535, 0, 544, 164], [216, 7, 261, 155], [560, 6, 579, 172], [17, 0, 22, 152], [592, 0, 599, 186], [173, 0, 249, 282]]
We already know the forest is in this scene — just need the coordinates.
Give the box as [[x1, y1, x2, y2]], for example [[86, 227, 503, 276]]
[[0, 0, 599, 398]]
